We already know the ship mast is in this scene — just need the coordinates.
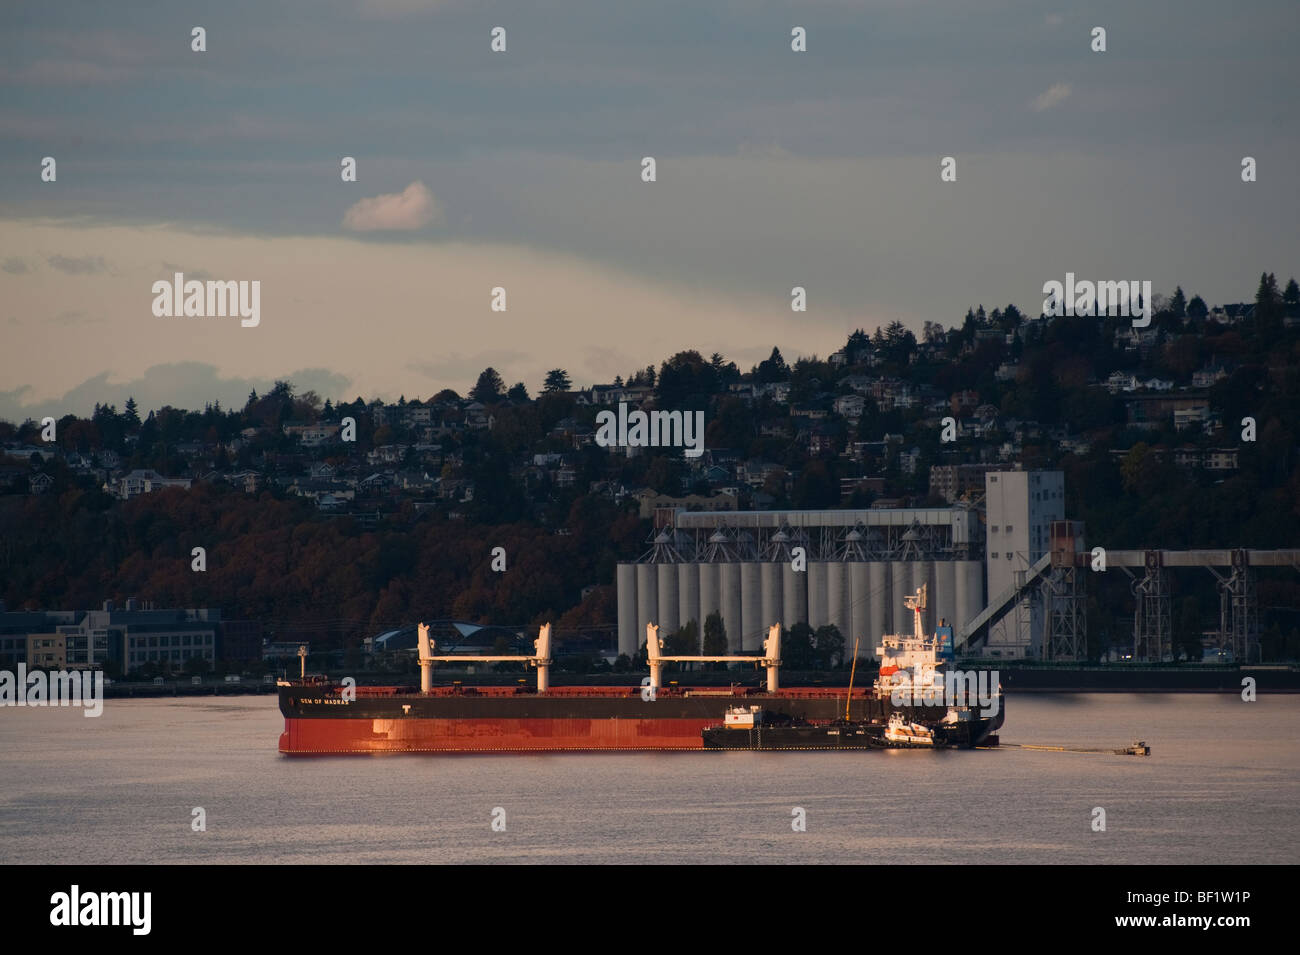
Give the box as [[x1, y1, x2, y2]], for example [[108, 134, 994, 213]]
[[417, 622, 553, 694], [844, 636, 860, 720], [645, 622, 783, 692]]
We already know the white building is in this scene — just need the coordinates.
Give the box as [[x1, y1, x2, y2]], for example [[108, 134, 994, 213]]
[[984, 470, 1064, 657]]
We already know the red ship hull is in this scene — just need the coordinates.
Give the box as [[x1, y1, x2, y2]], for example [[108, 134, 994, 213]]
[[279, 716, 716, 754], [277, 682, 1004, 754]]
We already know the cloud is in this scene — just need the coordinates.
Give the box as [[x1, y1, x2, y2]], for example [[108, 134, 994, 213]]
[[406, 351, 529, 384], [47, 254, 109, 274], [2, 257, 29, 274], [1031, 83, 1072, 112], [0, 363, 353, 424], [342, 181, 441, 232], [7, 59, 133, 86], [52, 309, 100, 326], [357, 0, 450, 17], [161, 262, 215, 282], [1044, 14, 1063, 28]]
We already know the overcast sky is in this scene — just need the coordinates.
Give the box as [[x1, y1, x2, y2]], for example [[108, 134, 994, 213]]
[[2, 0, 1297, 420]]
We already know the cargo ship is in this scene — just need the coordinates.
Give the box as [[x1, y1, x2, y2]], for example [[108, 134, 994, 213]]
[[277, 586, 1003, 754]]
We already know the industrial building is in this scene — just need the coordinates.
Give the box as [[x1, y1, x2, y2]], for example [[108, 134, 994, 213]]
[[616, 504, 986, 658], [616, 467, 1297, 664], [984, 469, 1065, 657]]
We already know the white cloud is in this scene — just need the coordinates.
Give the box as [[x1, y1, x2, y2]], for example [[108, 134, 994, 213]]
[[47, 254, 109, 274], [1031, 83, 1071, 112], [357, 0, 450, 17], [342, 181, 441, 232]]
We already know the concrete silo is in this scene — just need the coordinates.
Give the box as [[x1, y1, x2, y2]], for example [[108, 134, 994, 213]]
[[891, 560, 910, 633], [678, 563, 700, 633], [934, 560, 958, 631], [867, 561, 888, 645], [760, 561, 783, 641], [636, 564, 658, 648], [826, 561, 848, 640], [698, 562, 721, 634], [721, 562, 743, 652], [782, 562, 807, 629], [656, 563, 680, 637], [617, 563, 638, 658], [956, 559, 984, 637], [912, 560, 935, 634], [807, 561, 828, 630], [849, 561, 870, 650], [740, 561, 762, 652]]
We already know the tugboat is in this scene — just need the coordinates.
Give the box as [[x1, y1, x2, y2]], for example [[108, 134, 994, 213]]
[[880, 711, 942, 748]]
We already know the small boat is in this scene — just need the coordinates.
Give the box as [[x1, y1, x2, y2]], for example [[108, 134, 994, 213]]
[[882, 712, 937, 747]]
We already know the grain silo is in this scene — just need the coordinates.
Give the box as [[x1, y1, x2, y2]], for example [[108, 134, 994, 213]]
[[617, 563, 638, 657]]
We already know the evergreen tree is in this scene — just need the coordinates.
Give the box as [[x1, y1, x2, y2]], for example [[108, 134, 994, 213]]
[[1169, 286, 1186, 319], [124, 396, 140, 426], [470, 367, 505, 403], [756, 347, 789, 382], [1283, 278, 1300, 308], [702, 611, 728, 657], [1256, 272, 1280, 309], [542, 369, 571, 393], [813, 625, 845, 669], [784, 622, 815, 670]]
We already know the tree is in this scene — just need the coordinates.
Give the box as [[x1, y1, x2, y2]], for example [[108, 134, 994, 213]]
[[184, 654, 211, 676], [1120, 443, 1163, 496], [124, 396, 140, 427], [756, 347, 789, 383], [813, 625, 845, 670], [1187, 295, 1208, 321], [702, 611, 728, 668], [542, 369, 571, 394], [507, 382, 530, 402], [784, 622, 815, 670], [1254, 272, 1283, 335], [666, 620, 699, 658], [1283, 278, 1300, 308], [1168, 286, 1186, 320], [470, 367, 505, 403]]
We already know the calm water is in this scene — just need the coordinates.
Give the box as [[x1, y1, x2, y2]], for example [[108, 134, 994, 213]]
[[1, 694, 1296, 864]]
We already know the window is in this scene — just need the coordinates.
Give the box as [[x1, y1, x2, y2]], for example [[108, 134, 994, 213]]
[[1005, 552, 1012, 560], [1006, 526, 1013, 533], [991, 526, 998, 533]]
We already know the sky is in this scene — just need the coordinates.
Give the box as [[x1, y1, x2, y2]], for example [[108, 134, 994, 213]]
[[1, 0, 1297, 421]]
